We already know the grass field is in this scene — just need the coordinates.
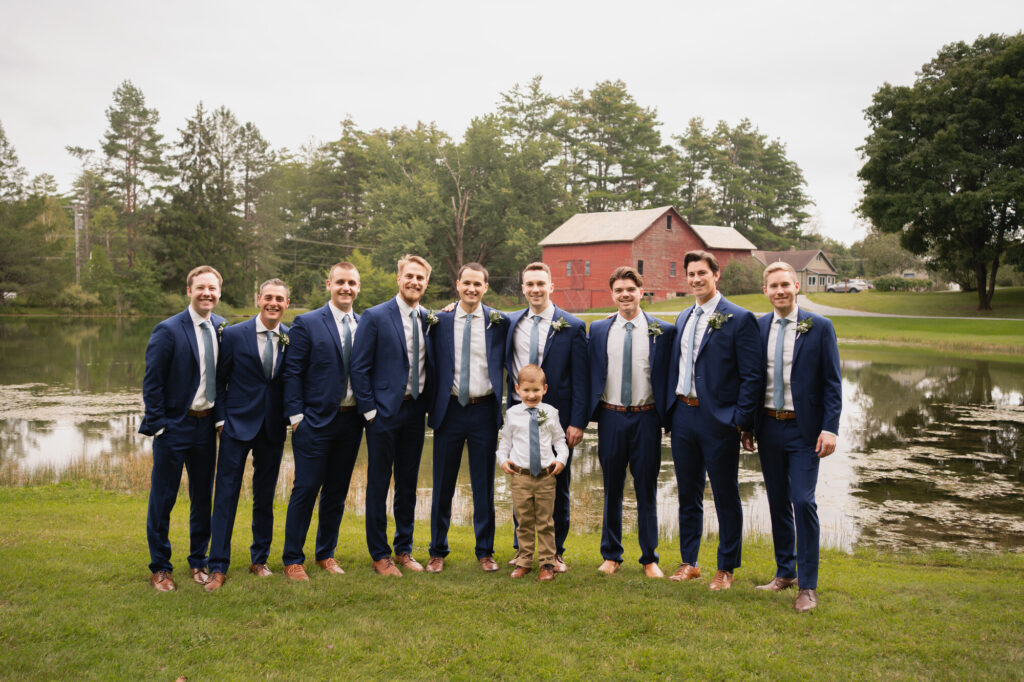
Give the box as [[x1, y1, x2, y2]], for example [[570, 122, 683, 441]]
[[2, 484, 1023, 679], [807, 287, 1024, 318], [831, 317, 1024, 359]]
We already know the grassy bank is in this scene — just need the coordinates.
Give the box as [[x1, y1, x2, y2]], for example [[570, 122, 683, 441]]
[[808, 287, 1024, 318], [2, 484, 1022, 679], [832, 316, 1024, 360]]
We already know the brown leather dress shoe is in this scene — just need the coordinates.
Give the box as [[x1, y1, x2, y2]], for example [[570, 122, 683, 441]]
[[283, 563, 310, 581], [669, 564, 701, 582], [643, 562, 665, 578], [510, 565, 532, 579], [597, 560, 619, 575], [756, 576, 798, 592], [190, 568, 210, 585], [249, 563, 273, 577], [204, 572, 226, 592], [479, 556, 499, 573], [425, 556, 445, 573], [538, 564, 556, 581], [150, 570, 176, 592], [794, 589, 818, 612], [394, 553, 423, 572], [709, 570, 734, 591], [372, 557, 403, 577], [553, 555, 568, 573], [316, 558, 345, 574]]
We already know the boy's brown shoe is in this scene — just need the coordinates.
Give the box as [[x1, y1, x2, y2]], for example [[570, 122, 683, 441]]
[[510, 566, 531, 579], [538, 564, 556, 581]]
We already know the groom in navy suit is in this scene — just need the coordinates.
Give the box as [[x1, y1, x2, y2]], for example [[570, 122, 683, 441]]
[[351, 254, 434, 576], [204, 279, 291, 591], [503, 262, 587, 572], [587, 266, 676, 578], [747, 261, 841, 613], [140, 265, 226, 592], [667, 250, 763, 591], [425, 263, 508, 573], [279, 262, 365, 581]]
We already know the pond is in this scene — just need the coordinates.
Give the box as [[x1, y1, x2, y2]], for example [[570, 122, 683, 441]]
[[1, 317, 1022, 554]]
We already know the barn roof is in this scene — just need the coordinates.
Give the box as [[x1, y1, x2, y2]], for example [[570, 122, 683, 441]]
[[688, 225, 758, 250]]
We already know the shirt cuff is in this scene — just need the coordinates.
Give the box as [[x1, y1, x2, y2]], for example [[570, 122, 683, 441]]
[[154, 427, 165, 437], [820, 430, 837, 438], [215, 420, 224, 429], [364, 409, 377, 422], [289, 414, 304, 426]]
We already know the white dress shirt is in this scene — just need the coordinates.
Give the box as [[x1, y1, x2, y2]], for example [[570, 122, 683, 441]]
[[495, 402, 569, 469], [452, 303, 493, 398], [764, 307, 798, 411], [188, 306, 218, 411], [674, 292, 722, 398], [329, 302, 358, 407], [510, 303, 554, 380], [601, 312, 652, 407], [395, 295, 427, 397]]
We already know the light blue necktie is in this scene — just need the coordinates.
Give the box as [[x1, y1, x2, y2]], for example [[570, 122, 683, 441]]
[[262, 330, 274, 380], [529, 315, 541, 365], [682, 307, 703, 396], [341, 314, 352, 397], [528, 407, 541, 476], [774, 318, 790, 410], [621, 321, 634, 406], [459, 313, 474, 406], [201, 321, 216, 403], [410, 310, 420, 399]]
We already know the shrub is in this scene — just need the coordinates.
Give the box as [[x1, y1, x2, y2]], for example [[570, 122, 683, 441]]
[[873, 275, 932, 292], [718, 258, 764, 296]]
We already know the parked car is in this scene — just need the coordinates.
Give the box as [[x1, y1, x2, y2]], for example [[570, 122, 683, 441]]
[[827, 278, 873, 293]]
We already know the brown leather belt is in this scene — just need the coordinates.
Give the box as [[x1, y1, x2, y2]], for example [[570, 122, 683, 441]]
[[677, 395, 700, 407], [765, 409, 797, 421], [508, 463, 557, 476], [187, 409, 212, 418], [450, 394, 495, 405], [338, 405, 357, 413], [600, 401, 655, 413]]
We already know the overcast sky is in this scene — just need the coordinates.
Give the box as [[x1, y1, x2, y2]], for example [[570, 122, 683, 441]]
[[2, 0, 1021, 244]]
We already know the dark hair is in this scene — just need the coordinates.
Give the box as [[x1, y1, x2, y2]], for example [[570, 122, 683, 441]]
[[608, 266, 643, 289], [258, 278, 290, 297], [683, 250, 720, 274], [457, 262, 489, 282]]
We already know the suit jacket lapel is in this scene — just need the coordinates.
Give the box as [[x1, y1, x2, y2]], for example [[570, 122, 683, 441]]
[[792, 309, 810, 366], [272, 322, 289, 380], [542, 308, 562, 364], [387, 300, 409, 366], [243, 317, 262, 378], [319, 305, 345, 365], [180, 310, 200, 370], [696, 300, 727, 359]]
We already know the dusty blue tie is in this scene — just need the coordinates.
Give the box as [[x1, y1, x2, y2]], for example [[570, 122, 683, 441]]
[[410, 310, 420, 399], [201, 321, 216, 403], [459, 313, 474, 406], [682, 307, 703, 396], [528, 407, 541, 476], [262, 330, 274, 380], [341, 315, 352, 397], [774, 318, 790, 410], [529, 315, 541, 365], [621, 321, 634, 406]]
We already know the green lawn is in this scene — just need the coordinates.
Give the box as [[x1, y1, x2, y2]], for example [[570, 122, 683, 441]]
[[808, 287, 1024, 318], [2, 484, 1023, 679], [832, 316, 1024, 359]]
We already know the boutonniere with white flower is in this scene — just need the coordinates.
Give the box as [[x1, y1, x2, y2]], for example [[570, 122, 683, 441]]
[[424, 310, 439, 335], [487, 310, 503, 329], [217, 320, 229, 340], [648, 320, 664, 338], [279, 332, 290, 348], [795, 318, 813, 336], [706, 312, 733, 331], [536, 409, 550, 426], [551, 318, 570, 333]]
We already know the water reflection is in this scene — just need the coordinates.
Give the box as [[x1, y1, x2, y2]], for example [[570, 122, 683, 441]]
[[2, 318, 1022, 554]]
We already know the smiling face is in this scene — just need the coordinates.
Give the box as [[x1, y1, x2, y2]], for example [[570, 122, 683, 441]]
[[686, 258, 720, 305], [257, 284, 290, 328], [764, 268, 800, 317], [521, 268, 554, 313], [610, 277, 644, 320], [456, 267, 488, 311], [397, 261, 429, 306], [516, 377, 548, 408], [327, 266, 360, 313], [187, 272, 220, 318]]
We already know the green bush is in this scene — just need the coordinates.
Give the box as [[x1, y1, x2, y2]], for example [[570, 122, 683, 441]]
[[55, 284, 102, 310], [873, 275, 932, 292], [718, 258, 764, 295]]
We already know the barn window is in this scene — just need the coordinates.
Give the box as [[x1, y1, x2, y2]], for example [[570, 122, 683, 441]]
[[566, 262, 572, 276], [670, 262, 676, 277], [666, 215, 672, 230], [637, 260, 644, 275], [585, 261, 591, 276]]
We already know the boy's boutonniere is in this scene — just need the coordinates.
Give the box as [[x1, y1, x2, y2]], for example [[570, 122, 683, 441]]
[[795, 318, 813, 336], [648, 320, 664, 340], [551, 318, 570, 333], [279, 332, 290, 348], [217, 320, 229, 340], [706, 312, 733, 331], [487, 310, 503, 329], [424, 310, 439, 335], [536, 409, 549, 426]]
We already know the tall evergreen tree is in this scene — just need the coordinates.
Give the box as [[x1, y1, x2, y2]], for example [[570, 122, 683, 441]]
[[0, 121, 27, 201]]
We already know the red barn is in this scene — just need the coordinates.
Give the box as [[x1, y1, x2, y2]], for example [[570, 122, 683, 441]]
[[539, 206, 758, 311]]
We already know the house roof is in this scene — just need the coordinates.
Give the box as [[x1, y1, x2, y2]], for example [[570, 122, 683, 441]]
[[539, 206, 757, 251], [752, 249, 838, 274]]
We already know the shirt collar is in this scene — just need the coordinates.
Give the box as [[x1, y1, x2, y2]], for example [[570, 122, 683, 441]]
[[615, 312, 646, 329], [527, 303, 554, 321], [328, 301, 352, 324], [456, 302, 481, 319], [696, 293, 721, 316], [188, 306, 211, 328], [395, 294, 420, 317], [255, 316, 279, 334], [772, 306, 800, 325]]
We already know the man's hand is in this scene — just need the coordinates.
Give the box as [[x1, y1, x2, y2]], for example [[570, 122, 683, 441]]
[[439, 301, 457, 313], [815, 432, 837, 458], [551, 461, 565, 475], [291, 422, 300, 433], [740, 431, 755, 452], [501, 460, 516, 475], [217, 425, 223, 435], [566, 426, 584, 448]]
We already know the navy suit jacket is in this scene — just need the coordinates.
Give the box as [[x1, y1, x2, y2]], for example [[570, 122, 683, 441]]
[[427, 304, 508, 430], [214, 316, 289, 444], [666, 296, 763, 432], [756, 309, 842, 446], [281, 304, 359, 430], [140, 308, 227, 437], [587, 312, 677, 425], [350, 298, 435, 420], [504, 306, 588, 431]]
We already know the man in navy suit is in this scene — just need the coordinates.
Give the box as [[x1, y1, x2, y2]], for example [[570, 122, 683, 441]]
[[425, 263, 508, 573], [140, 265, 227, 592], [587, 266, 676, 578], [279, 262, 365, 581], [504, 262, 587, 572], [351, 254, 434, 576], [203, 279, 290, 591], [667, 250, 763, 591], [747, 261, 841, 612]]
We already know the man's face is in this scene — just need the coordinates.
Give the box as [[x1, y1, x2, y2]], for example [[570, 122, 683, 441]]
[[521, 269, 553, 311], [516, 378, 547, 408], [397, 261, 429, 306], [456, 268, 488, 310], [327, 266, 360, 312], [257, 285, 290, 328], [686, 259, 720, 304], [610, 278, 643, 319], [187, 272, 220, 317], [763, 269, 799, 314]]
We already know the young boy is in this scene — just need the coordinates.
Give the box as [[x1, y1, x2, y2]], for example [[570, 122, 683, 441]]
[[496, 364, 569, 581]]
